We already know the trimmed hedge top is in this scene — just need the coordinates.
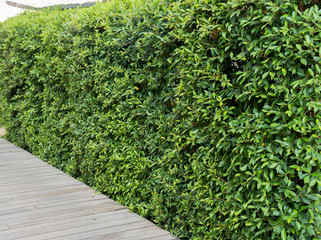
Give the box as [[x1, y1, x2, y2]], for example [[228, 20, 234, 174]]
[[1, 0, 321, 239]]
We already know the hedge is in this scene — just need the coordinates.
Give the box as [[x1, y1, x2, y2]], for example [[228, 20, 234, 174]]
[[1, 0, 321, 239]]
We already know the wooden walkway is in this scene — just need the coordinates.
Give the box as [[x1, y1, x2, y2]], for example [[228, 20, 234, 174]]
[[0, 138, 176, 240]]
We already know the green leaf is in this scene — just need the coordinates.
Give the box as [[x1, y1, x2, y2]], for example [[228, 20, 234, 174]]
[[269, 162, 278, 169], [296, 221, 301, 230], [310, 178, 317, 187], [281, 228, 286, 240], [307, 225, 315, 236], [301, 58, 307, 66], [262, 72, 269, 79], [308, 68, 314, 77], [269, 72, 275, 79]]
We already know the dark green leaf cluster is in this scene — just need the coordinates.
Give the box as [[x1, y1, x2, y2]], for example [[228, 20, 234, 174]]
[[1, 0, 321, 239]]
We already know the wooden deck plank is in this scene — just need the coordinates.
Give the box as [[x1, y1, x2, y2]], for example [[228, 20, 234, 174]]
[[1, 211, 139, 240], [9, 205, 126, 230], [0, 161, 50, 170], [0, 179, 83, 194], [0, 225, 10, 231], [149, 236, 178, 240], [0, 199, 121, 223], [9, 209, 130, 232], [0, 172, 66, 184], [2, 186, 92, 203], [0, 192, 107, 213], [0, 176, 76, 190], [0, 191, 103, 211], [0, 184, 91, 202], [0, 172, 67, 186], [0, 188, 100, 207], [0, 169, 61, 179], [37, 221, 155, 240], [4, 209, 130, 232], [0, 138, 176, 240], [0, 152, 31, 158], [88, 226, 173, 240]]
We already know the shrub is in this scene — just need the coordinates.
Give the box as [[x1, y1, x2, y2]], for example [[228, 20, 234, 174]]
[[1, 0, 321, 239]]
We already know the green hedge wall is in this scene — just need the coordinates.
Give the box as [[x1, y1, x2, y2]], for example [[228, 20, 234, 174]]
[[1, 0, 321, 239]]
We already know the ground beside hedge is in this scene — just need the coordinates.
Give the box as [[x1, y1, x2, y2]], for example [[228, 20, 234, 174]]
[[1, 0, 321, 239]]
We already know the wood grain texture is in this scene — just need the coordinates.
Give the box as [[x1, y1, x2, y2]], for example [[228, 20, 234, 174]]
[[0, 138, 176, 240]]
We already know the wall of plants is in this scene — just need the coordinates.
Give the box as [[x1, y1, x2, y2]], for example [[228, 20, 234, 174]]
[[1, 0, 321, 239]]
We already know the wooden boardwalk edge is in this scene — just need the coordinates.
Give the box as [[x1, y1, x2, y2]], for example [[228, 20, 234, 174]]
[[0, 138, 177, 240]]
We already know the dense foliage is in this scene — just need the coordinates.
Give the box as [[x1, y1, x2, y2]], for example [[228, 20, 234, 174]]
[[1, 0, 321, 239]]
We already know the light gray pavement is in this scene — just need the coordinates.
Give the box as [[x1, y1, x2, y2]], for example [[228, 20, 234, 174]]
[[0, 0, 24, 22]]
